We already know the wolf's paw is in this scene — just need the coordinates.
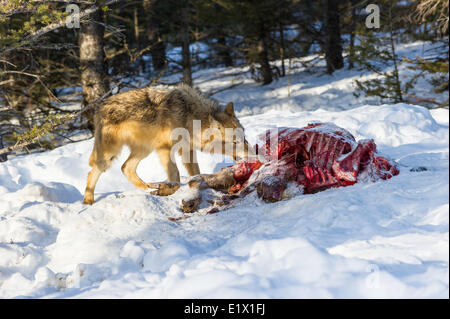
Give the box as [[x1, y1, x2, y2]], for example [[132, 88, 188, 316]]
[[83, 196, 94, 205], [147, 182, 180, 196]]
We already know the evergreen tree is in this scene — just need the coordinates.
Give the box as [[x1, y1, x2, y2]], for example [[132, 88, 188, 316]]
[[352, 1, 415, 103]]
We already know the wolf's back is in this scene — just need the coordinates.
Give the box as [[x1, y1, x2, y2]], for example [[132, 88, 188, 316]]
[[94, 84, 218, 131], [96, 88, 168, 127]]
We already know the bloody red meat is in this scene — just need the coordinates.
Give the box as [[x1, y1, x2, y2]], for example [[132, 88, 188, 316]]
[[154, 122, 400, 217], [229, 122, 399, 197]]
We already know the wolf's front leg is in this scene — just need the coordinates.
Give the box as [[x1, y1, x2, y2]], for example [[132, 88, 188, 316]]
[[184, 152, 200, 176], [156, 147, 180, 182], [184, 162, 200, 176], [178, 149, 200, 176]]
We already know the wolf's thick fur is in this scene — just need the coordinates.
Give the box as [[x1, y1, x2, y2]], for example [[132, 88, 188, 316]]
[[84, 84, 250, 204]]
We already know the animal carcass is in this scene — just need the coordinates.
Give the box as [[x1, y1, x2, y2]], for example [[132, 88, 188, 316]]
[[151, 122, 400, 216]]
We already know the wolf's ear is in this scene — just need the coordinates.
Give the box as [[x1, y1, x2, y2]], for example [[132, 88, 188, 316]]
[[224, 102, 234, 116]]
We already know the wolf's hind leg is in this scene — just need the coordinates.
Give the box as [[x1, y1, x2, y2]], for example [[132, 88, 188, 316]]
[[156, 147, 180, 182], [84, 155, 114, 205], [84, 137, 122, 204], [121, 149, 151, 189], [84, 166, 103, 205]]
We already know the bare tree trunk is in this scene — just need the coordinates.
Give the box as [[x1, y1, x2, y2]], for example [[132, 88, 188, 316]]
[[213, 3, 233, 67], [79, 10, 108, 131], [258, 23, 272, 85], [143, 0, 167, 73], [181, 6, 192, 86], [279, 23, 286, 77], [324, 0, 344, 74], [348, 0, 357, 69], [217, 34, 233, 67], [388, 4, 403, 102], [151, 39, 167, 73], [133, 6, 145, 74], [0, 135, 7, 162], [133, 6, 139, 46]]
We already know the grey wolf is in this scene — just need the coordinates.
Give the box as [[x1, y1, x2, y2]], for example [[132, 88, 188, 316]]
[[83, 84, 252, 204]]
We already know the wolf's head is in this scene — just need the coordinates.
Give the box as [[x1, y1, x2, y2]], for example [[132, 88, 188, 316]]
[[202, 102, 255, 162]]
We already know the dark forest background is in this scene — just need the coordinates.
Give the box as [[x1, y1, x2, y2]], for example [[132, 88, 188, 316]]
[[0, 0, 448, 160]]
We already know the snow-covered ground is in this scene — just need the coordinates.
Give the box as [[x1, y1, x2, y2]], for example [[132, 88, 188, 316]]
[[0, 42, 448, 298]]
